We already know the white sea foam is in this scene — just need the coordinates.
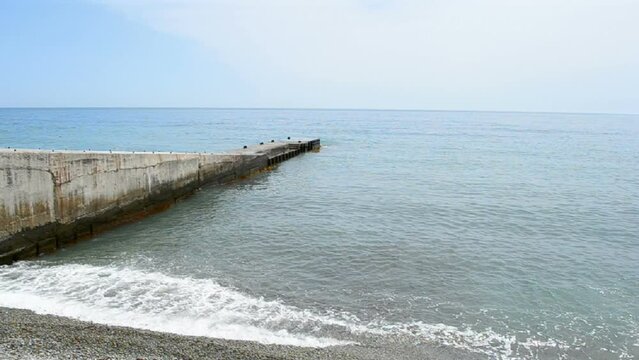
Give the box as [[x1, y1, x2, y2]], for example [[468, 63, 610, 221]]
[[0, 262, 348, 347], [0, 261, 567, 357]]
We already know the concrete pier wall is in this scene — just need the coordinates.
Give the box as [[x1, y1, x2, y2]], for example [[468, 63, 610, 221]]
[[0, 139, 319, 264]]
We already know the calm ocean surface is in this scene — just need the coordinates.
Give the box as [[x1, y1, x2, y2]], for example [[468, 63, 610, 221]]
[[0, 108, 638, 359]]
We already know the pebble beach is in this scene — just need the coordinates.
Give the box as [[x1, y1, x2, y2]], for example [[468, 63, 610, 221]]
[[0, 307, 483, 360]]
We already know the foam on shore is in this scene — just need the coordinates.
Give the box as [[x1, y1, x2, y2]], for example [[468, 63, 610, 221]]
[[0, 261, 574, 358]]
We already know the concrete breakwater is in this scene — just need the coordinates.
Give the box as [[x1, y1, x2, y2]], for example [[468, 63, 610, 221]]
[[0, 139, 320, 265]]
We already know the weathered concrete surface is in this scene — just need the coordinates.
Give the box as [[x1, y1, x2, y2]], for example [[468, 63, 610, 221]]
[[0, 139, 319, 264]]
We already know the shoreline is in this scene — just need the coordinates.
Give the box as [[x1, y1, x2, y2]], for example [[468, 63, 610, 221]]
[[0, 306, 484, 359], [0, 306, 353, 360]]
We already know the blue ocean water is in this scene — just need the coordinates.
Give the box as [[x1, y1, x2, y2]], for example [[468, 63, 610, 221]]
[[0, 108, 638, 358]]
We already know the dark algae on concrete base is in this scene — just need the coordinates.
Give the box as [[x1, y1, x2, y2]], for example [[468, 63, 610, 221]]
[[0, 139, 320, 265]]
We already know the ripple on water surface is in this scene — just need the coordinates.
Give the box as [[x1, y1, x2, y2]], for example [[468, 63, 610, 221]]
[[0, 109, 638, 359]]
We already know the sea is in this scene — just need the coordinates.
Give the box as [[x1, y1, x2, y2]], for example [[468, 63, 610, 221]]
[[0, 108, 637, 359]]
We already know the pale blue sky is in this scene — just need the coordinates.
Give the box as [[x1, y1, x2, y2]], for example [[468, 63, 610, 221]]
[[1, 0, 638, 113]]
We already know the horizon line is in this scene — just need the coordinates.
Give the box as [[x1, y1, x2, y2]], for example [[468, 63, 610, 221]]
[[0, 106, 637, 117]]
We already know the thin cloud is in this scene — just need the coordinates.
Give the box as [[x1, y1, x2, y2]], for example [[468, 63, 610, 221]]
[[97, 0, 639, 112]]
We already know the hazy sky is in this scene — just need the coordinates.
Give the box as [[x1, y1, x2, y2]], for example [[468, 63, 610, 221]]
[[1, 0, 638, 113]]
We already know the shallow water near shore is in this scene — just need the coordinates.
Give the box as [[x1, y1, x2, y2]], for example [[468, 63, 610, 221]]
[[1, 108, 638, 358]]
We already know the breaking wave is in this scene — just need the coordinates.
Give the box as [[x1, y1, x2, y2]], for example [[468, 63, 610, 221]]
[[0, 261, 569, 357]]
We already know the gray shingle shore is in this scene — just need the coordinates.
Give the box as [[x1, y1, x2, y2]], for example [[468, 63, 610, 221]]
[[0, 307, 483, 359]]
